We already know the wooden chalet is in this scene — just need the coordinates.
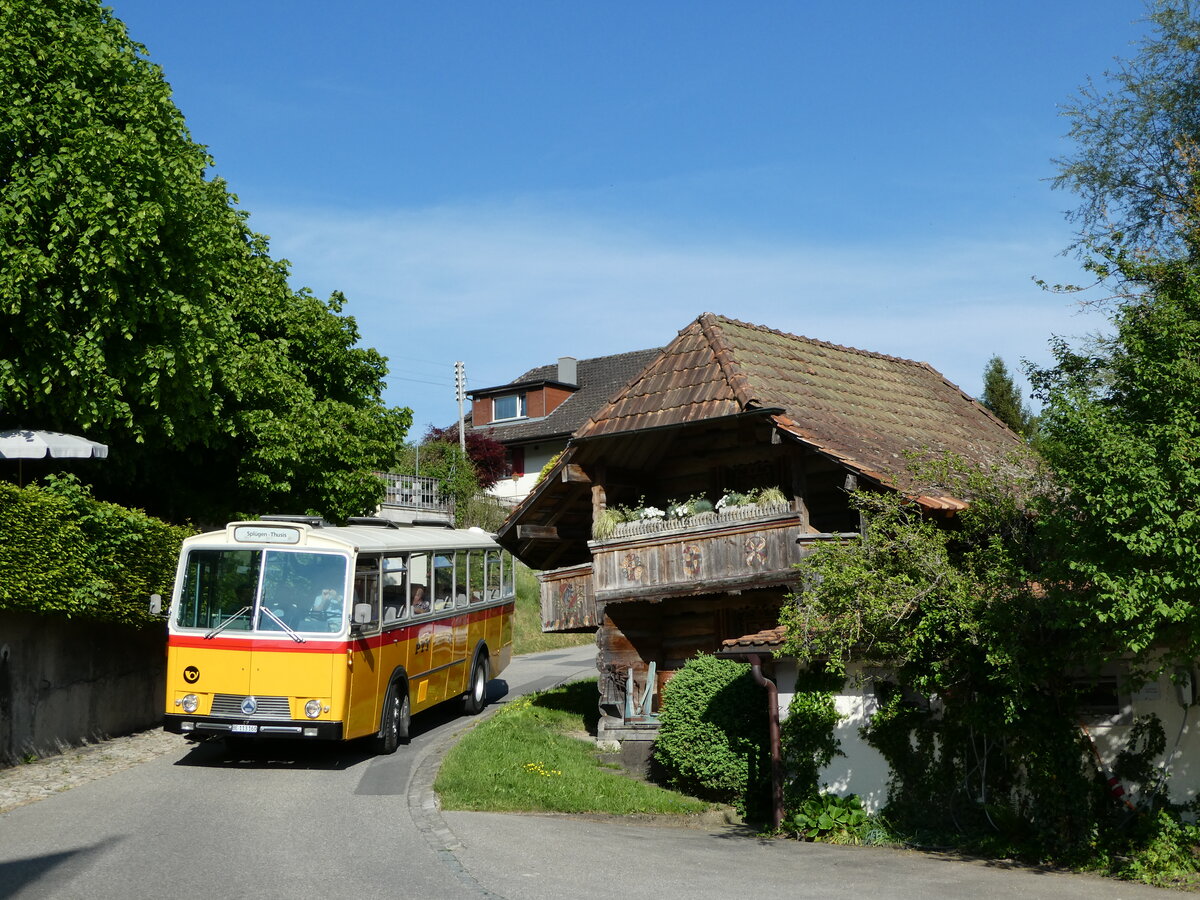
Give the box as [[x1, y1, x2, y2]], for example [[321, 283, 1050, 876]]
[[496, 313, 1027, 743]]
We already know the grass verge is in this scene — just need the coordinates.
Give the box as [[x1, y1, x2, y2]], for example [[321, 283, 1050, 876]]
[[436, 679, 710, 816], [512, 562, 594, 655]]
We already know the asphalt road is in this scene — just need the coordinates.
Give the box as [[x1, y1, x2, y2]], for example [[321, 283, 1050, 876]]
[[0, 645, 1171, 900]]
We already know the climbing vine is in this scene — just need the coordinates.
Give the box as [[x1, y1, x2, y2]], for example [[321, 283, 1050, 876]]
[[778, 456, 1198, 873], [780, 666, 843, 805]]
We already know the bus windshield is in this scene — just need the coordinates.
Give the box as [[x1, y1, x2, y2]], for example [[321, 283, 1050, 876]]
[[177, 548, 349, 635]]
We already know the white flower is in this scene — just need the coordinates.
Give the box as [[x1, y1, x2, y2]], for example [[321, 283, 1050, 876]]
[[639, 506, 665, 520], [715, 496, 728, 510]]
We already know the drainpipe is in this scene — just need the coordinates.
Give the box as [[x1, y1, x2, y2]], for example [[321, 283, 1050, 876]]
[[747, 653, 784, 830]]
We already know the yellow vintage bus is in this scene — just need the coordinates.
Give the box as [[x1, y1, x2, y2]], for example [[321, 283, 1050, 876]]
[[162, 515, 514, 752]]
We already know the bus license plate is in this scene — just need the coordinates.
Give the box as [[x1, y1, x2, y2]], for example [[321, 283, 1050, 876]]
[[231, 724, 257, 734]]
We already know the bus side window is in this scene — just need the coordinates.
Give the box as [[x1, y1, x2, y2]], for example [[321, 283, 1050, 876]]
[[409, 553, 430, 615], [455, 551, 471, 608], [434, 553, 455, 612], [503, 551, 515, 598], [485, 550, 501, 601], [354, 555, 381, 633], [468, 550, 485, 603], [382, 554, 408, 625]]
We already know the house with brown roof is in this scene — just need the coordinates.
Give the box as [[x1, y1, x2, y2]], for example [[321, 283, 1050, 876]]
[[468, 348, 660, 504], [496, 313, 1028, 781]]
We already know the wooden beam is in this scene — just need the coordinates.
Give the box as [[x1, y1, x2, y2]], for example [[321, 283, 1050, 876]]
[[596, 571, 801, 604], [562, 464, 591, 484], [517, 525, 559, 540], [543, 489, 588, 526]]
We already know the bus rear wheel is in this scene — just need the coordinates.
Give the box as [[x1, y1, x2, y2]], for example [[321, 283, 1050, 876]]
[[377, 685, 410, 754], [462, 655, 489, 715]]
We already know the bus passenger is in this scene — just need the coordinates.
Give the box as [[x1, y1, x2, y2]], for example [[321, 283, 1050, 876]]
[[411, 584, 429, 615]]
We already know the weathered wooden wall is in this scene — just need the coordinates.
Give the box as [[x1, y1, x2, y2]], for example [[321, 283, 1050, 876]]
[[539, 564, 597, 631], [596, 588, 787, 719]]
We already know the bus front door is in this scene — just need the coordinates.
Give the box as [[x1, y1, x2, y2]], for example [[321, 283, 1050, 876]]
[[345, 562, 381, 739]]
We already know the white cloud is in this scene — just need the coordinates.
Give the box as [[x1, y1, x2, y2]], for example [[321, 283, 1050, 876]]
[[253, 202, 1111, 429]]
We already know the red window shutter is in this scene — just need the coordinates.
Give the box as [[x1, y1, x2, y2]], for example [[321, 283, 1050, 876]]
[[511, 447, 525, 478]]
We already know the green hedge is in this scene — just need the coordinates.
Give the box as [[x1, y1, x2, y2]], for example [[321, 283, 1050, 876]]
[[0, 475, 195, 625]]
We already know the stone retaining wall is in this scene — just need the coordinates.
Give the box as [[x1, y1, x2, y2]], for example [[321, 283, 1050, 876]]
[[0, 610, 166, 764]]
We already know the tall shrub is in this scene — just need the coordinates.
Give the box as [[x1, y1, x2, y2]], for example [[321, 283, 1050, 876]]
[[652, 654, 769, 816]]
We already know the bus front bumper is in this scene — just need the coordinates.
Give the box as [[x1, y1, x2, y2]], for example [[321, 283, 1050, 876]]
[[164, 714, 344, 740]]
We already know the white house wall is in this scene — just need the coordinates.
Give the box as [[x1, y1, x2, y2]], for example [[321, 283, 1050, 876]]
[[1089, 669, 1200, 808], [488, 442, 566, 504], [773, 660, 892, 814]]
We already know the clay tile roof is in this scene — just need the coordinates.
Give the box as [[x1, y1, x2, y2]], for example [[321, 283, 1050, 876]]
[[720, 625, 787, 651], [575, 313, 1026, 507]]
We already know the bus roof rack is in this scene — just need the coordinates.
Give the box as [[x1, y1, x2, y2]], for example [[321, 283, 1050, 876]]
[[347, 517, 400, 528], [412, 517, 454, 529], [260, 514, 328, 528]]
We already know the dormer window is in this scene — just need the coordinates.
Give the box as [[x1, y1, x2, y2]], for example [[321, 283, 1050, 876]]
[[493, 393, 526, 421]]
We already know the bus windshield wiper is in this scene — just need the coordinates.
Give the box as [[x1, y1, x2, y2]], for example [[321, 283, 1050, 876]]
[[204, 607, 250, 639], [259, 606, 307, 643]]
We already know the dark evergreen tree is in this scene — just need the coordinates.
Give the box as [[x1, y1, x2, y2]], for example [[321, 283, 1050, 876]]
[[980, 356, 1036, 438]]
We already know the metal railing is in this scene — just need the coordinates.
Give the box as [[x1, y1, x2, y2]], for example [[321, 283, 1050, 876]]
[[378, 473, 451, 514]]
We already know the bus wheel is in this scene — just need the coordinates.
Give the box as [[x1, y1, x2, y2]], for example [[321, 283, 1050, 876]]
[[377, 685, 411, 754], [462, 655, 489, 715]]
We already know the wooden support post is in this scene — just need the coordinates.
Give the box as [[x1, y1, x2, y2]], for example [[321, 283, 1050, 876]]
[[790, 451, 811, 530], [592, 481, 607, 521]]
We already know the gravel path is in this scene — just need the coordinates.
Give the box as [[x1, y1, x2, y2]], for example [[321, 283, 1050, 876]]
[[0, 728, 188, 814]]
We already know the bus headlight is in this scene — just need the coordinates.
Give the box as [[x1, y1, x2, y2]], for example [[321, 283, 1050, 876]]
[[304, 700, 322, 719], [182, 694, 198, 713]]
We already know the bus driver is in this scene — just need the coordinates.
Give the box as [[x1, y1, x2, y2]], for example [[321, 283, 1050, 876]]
[[312, 587, 343, 617]]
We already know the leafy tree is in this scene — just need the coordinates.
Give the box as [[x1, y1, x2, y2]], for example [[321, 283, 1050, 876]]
[[0, 0, 410, 522], [1054, 1, 1200, 260], [425, 424, 508, 489], [1033, 239, 1200, 666], [980, 356, 1037, 438], [395, 439, 480, 527]]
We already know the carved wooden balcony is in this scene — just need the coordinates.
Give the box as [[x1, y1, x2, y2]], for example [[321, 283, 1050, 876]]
[[590, 502, 813, 604]]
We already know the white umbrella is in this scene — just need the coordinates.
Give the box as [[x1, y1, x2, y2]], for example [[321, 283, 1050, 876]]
[[0, 429, 109, 459]]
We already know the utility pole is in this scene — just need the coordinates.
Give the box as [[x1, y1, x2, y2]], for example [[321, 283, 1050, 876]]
[[455, 361, 467, 454]]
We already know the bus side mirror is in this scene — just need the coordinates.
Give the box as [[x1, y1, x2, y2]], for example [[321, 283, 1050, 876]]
[[353, 603, 373, 625], [149, 594, 163, 616]]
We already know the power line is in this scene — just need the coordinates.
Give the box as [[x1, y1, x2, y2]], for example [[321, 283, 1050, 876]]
[[382, 375, 454, 388]]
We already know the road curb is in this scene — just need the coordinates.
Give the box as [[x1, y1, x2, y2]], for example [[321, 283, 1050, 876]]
[[406, 665, 594, 897], [406, 707, 506, 897]]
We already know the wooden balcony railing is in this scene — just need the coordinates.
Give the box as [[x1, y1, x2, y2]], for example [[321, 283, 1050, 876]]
[[537, 505, 860, 631]]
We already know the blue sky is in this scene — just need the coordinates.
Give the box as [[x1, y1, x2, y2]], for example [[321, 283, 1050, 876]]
[[112, 1, 1151, 433]]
